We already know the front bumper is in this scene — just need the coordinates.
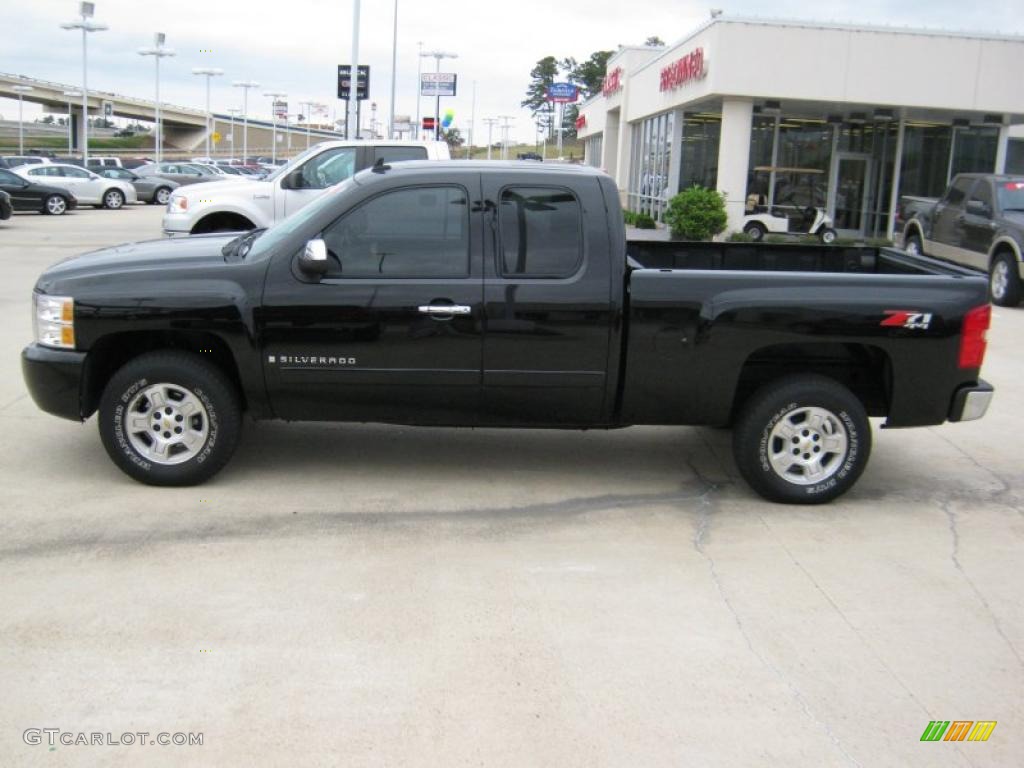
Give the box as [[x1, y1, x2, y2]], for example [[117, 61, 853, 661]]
[[21, 343, 86, 421], [162, 211, 192, 237], [948, 379, 994, 422]]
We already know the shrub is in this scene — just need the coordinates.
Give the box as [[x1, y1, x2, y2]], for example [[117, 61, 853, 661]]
[[664, 186, 728, 240], [727, 231, 754, 243], [623, 210, 636, 225], [634, 213, 657, 229]]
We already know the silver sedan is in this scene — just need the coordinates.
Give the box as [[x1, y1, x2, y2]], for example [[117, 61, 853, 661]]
[[12, 163, 137, 209], [96, 168, 180, 206]]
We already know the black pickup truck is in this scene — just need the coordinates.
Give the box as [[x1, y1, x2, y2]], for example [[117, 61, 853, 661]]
[[22, 162, 994, 503]]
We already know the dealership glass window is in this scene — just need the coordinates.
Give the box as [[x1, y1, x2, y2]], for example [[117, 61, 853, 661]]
[[745, 116, 776, 204], [773, 118, 832, 208], [627, 111, 673, 220], [950, 126, 998, 177], [898, 124, 953, 199], [1007, 139, 1024, 175], [678, 114, 720, 191], [584, 135, 603, 168]]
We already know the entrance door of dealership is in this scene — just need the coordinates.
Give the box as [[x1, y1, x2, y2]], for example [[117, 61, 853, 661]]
[[829, 152, 873, 237]]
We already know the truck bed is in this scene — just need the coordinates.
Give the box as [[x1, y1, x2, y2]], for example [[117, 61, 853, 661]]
[[625, 240, 979, 277]]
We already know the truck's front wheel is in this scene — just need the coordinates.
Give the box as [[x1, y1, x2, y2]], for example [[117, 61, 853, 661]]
[[732, 375, 871, 504], [98, 351, 241, 486]]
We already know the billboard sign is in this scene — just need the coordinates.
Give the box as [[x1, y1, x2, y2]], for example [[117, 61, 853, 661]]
[[337, 65, 370, 100], [272, 100, 288, 119], [422, 117, 437, 131], [421, 73, 457, 97], [546, 82, 578, 103]]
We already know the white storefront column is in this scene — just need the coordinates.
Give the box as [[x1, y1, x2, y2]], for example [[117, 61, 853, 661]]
[[994, 122, 1010, 174], [603, 109, 620, 180], [716, 98, 754, 233], [666, 108, 685, 196], [614, 118, 633, 209]]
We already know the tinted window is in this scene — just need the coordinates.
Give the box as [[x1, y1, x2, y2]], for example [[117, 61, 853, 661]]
[[297, 147, 357, 189], [968, 180, 992, 208], [28, 167, 51, 176], [321, 186, 469, 278], [373, 146, 428, 164], [104, 168, 133, 179], [498, 186, 582, 278], [58, 166, 91, 178], [0, 169, 23, 184], [944, 177, 973, 206]]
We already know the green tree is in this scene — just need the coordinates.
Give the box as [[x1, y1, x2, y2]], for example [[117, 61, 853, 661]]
[[441, 126, 464, 151], [567, 50, 614, 98], [522, 55, 559, 139], [645, 36, 665, 47]]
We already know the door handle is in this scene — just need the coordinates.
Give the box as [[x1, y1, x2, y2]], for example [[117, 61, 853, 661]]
[[418, 304, 471, 315]]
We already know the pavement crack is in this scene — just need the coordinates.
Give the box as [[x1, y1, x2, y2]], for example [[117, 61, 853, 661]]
[[929, 428, 1013, 500], [690, 465, 861, 768], [941, 501, 1024, 671]]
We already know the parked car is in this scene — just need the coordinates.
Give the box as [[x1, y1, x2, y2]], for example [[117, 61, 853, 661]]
[[899, 173, 1024, 306], [23, 162, 993, 503], [86, 156, 123, 169], [96, 167, 179, 205], [0, 167, 77, 215], [163, 140, 451, 235], [135, 162, 226, 186], [0, 189, 12, 221], [1, 155, 50, 168], [12, 163, 137, 209]]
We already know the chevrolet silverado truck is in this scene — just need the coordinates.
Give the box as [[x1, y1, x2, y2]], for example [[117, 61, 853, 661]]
[[23, 162, 994, 503], [162, 140, 450, 235], [899, 173, 1024, 306]]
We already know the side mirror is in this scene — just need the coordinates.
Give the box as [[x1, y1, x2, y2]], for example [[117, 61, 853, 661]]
[[965, 200, 990, 217], [298, 238, 329, 277], [281, 170, 303, 190]]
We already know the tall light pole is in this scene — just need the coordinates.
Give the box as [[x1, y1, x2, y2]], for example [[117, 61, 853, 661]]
[[192, 67, 223, 158], [138, 33, 175, 163], [62, 90, 81, 155], [60, 2, 107, 164], [414, 41, 423, 139], [232, 80, 259, 162], [498, 115, 515, 160], [264, 91, 287, 163], [467, 79, 476, 159], [388, 0, 398, 139], [12, 86, 33, 155], [483, 117, 497, 161], [227, 108, 241, 155], [347, 0, 361, 142], [421, 50, 457, 141], [300, 101, 325, 148]]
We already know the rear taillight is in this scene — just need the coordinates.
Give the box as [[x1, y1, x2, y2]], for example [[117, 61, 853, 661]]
[[958, 304, 991, 369]]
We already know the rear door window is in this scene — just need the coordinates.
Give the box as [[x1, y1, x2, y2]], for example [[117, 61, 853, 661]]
[[943, 177, 973, 207], [373, 146, 428, 164], [497, 186, 583, 278]]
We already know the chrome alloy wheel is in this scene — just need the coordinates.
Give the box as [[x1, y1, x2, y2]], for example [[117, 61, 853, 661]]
[[104, 189, 124, 209], [46, 195, 66, 215], [767, 406, 849, 486], [991, 259, 1010, 302], [155, 187, 171, 205], [123, 383, 210, 465]]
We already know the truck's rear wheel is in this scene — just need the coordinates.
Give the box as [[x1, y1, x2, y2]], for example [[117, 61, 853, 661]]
[[98, 351, 241, 486], [990, 252, 1021, 307], [732, 375, 871, 504], [744, 222, 767, 241]]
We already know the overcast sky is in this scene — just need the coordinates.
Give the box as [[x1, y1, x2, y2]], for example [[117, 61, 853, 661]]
[[2, 0, 1022, 144]]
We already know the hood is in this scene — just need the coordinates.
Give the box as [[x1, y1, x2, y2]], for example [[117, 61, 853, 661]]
[[37, 233, 237, 293], [177, 177, 270, 198]]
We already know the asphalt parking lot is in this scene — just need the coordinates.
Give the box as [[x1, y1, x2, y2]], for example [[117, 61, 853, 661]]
[[0, 205, 1022, 766]]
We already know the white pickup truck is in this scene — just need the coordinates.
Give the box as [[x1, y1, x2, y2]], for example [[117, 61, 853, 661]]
[[162, 140, 450, 235]]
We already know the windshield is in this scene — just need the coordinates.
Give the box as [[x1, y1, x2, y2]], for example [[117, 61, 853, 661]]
[[263, 143, 329, 183], [997, 180, 1024, 212], [246, 178, 358, 259]]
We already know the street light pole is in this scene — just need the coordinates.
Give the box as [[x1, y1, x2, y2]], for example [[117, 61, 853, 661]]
[[420, 50, 457, 141], [60, 2, 108, 164], [414, 41, 422, 139], [264, 91, 287, 163], [192, 67, 224, 158], [389, 0, 398, 139], [347, 0, 360, 142], [483, 117, 497, 161], [232, 80, 259, 162], [12, 86, 33, 155], [227, 108, 241, 155], [138, 33, 175, 163], [63, 91, 81, 154]]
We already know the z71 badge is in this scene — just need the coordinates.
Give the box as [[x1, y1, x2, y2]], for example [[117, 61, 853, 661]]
[[880, 311, 932, 330]]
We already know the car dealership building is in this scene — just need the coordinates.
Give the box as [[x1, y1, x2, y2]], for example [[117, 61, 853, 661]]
[[577, 17, 1024, 238]]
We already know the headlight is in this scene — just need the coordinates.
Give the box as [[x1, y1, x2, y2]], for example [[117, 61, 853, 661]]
[[34, 294, 75, 349], [168, 193, 188, 213]]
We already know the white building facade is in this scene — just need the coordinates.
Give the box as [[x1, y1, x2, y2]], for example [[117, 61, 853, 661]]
[[576, 18, 1024, 238]]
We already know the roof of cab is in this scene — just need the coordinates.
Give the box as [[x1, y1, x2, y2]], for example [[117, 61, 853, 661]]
[[352, 160, 606, 184]]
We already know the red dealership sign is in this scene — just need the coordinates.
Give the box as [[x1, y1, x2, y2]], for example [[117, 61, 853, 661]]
[[575, 114, 587, 130], [659, 48, 706, 92], [601, 67, 623, 96]]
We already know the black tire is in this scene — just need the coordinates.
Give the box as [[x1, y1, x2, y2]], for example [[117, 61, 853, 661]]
[[732, 375, 871, 504], [153, 187, 172, 206], [744, 222, 767, 241], [989, 252, 1022, 307], [102, 188, 125, 209], [42, 194, 68, 215], [818, 227, 837, 244], [903, 231, 924, 257], [98, 351, 241, 486]]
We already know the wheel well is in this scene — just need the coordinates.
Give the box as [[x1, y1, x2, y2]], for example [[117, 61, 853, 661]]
[[191, 212, 255, 234], [990, 241, 1020, 269], [81, 332, 246, 418], [903, 221, 923, 241], [731, 343, 892, 422]]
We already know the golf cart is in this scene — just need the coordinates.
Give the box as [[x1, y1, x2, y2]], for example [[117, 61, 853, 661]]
[[742, 166, 837, 244]]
